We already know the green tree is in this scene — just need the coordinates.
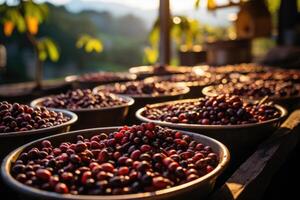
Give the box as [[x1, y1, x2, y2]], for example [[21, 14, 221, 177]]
[[0, 0, 59, 89]]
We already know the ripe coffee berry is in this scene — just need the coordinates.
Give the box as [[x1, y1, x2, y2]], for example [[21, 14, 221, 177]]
[[99, 81, 186, 96], [39, 89, 127, 110], [142, 95, 281, 125], [11, 123, 219, 195], [0, 101, 70, 133]]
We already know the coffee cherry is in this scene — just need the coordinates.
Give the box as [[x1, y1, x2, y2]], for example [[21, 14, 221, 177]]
[[55, 183, 69, 194], [36, 169, 52, 182]]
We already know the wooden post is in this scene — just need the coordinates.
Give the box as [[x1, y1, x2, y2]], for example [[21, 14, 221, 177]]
[[159, 0, 171, 66], [278, 0, 298, 45]]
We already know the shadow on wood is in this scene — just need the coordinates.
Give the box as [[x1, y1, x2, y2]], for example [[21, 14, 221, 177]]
[[210, 110, 300, 200]]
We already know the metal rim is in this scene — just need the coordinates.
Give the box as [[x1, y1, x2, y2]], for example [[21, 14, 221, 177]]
[[144, 74, 215, 88], [0, 108, 78, 138], [1, 126, 230, 200], [65, 73, 137, 84], [30, 94, 135, 112], [128, 65, 193, 75], [135, 98, 288, 130], [93, 82, 190, 99]]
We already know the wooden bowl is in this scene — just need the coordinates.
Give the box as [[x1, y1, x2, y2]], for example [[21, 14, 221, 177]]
[[93, 84, 190, 124], [0, 108, 77, 159], [202, 85, 300, 111], [30, 95, 134, 130], [65, 73, 137, 89], [136, 99, 287, 159], [1, 127, 229, 200]]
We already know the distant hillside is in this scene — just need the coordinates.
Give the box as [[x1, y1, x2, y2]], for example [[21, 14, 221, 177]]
[[65, 0, 237, 28], [0, 3, 149, 83], [66, 0, 157, 28]]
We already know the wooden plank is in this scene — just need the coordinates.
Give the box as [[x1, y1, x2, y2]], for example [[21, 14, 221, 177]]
[[210, 110, 300, 200]]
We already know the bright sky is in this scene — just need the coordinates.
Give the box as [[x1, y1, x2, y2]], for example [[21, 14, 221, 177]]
[[0, 0, 230, 11], [44, 0, 229, 11], [46, 0, 198, 11]]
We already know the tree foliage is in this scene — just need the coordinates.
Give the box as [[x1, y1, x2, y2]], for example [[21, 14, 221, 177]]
[[0, 1, 58, 62], [37, 37, 59, 62], [76, 34, 103, 53]]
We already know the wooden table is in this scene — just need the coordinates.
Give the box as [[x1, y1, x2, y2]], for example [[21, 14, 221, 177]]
[[210, 109, 300, 200]]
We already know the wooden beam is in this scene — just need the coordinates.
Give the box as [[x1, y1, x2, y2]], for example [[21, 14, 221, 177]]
[[210, 110, 300, 200], [159, 0, 171, 65]]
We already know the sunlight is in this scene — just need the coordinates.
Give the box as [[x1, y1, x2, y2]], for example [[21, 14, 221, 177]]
[[0, 0, 234, 11]]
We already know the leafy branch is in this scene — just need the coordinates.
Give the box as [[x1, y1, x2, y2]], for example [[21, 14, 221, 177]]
[[76, 34, 104, 53]]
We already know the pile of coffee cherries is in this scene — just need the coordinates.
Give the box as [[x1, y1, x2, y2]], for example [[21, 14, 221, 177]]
[[100, 81, 186, 96], [77, 72, 135, 83], [247, 70, 300, 83], [11, 123, 219, 195], [210, 63, 267, 74], [151, 66, 191, 75], [210, 80, 300, 99], [40, 89, 128, 110], [152, 72, 223, 86], [131, 65, 193, 78], [0, 101, 70, 133], [142, 95, 281, 125]]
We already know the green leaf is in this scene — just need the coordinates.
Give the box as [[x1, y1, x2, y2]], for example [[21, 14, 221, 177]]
[[266, 0, 280, 14], [24, 1, 48, 23], [39, 50, 47, 61], [148, 20, 160, 48], [37, 40, 47, 61], [143, 46, 158, 64], [37, 37, 60, 62], [45, 38, 59, 62], [76, 34, 104, 54]]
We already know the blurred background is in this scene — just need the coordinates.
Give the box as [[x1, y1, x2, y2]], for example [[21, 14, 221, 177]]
[[0, 0, 299, 84]]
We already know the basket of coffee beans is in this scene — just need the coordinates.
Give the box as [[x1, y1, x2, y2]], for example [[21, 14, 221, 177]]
[[0, 101, 77, 158], [209, 63, 269, 74], [144, 71, 224, 98], [246, 69, 300, 83], [128, 65, 196, 79], [93, 81, 189, 124], [31, 89, 134, 130], [136, 95, 287, 158], [1, 123, 229, 200], [202, 80, 300, 110], [66, 72, 137, 89]]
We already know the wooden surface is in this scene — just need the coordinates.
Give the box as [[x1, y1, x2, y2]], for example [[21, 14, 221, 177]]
[[210, 109, 300, 200]]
